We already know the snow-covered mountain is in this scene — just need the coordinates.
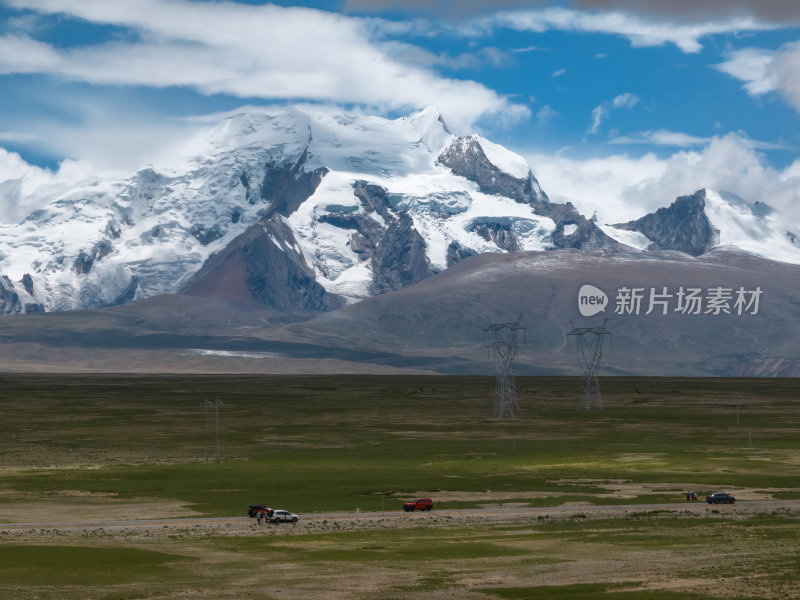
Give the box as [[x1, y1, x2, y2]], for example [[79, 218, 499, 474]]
[[605, 188, 800, 264], [2, 106, 798, 319], [0, 106, 612, 315]]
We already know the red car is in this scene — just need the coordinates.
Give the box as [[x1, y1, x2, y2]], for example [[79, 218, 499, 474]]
[[403, 498, 433, 512]]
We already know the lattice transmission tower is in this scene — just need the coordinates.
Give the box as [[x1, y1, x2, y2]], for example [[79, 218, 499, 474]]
[[485, 319, 525, 419], [566, 319, 610, 410]]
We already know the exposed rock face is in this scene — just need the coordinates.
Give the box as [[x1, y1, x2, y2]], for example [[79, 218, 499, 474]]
[[184, 142, 331, 312], [262, 148, 329, 218], [438, 136, 615, 251], [183, 215, 337, 314], [319, 182, 388, 266], [0, 276, 21, 315], [72, 240, 114, 275], [190, 224, 223, 246], [469, 222, 521, 252], [446, 241, 477, 267], [371, 213, 434, 295], [19, 273, 44, 313], [438, 136, 548, 205], [312, 181, 435, 295], [21, 273, 34, 296], [547, 209, 614, 250], [614, 189, 719, 256]]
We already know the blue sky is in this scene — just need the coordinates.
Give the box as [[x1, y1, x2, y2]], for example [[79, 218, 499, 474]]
[[2, 0, 800, 223]]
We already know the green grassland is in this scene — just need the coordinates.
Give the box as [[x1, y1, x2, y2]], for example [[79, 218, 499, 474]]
[[0, 375, 798, 598], [3, 512, 798, 599], [1, 375, 798, 513]]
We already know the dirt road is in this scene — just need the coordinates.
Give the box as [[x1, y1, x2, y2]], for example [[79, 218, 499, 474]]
[[2, 499, 797, 541]]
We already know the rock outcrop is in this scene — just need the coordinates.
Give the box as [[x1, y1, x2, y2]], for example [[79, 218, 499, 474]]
[[614, 189, 719, 256]]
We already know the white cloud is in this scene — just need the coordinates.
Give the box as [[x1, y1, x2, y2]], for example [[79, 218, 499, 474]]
[[511, 45, 542, 53], [611, 129, 711, 146], [715, 40, 800, 114], [611, 92, 639, 109], [0, 147, 96, 223], [0, 0, 526, 133], [0, 131, 44, 144], [551, 67, 566, 77], [589, 105, 609, 135], [611, 129, 789, 150], [715, 47, 778, 95], [471, 7, 775, 53], [587, 93, 640, 135], [527, 133, 800, 225], [0, 83, 211, 178], [536, 104, 559, 123]]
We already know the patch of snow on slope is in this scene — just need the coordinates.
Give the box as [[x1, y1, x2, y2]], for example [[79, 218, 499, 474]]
[[475, 135, 530, 179], [405, 106, 452, 156], [704, 189, 800, 265], [0, 104, 560, 312], [304, 108, 451, 177], [599, 224, 652, 250], [287, 171, 371, 298]]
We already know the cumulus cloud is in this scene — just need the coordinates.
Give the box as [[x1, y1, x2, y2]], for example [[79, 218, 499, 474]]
[[716, 41, 800, 115], [587, 92, 639, 135], [528, 133, 800, 225], [715, 47, 779, 95], [0, 0, 526, 133], [0, 147, 97, 223]]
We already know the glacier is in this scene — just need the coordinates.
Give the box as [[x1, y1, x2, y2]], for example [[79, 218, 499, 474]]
[[1, 105, 797, 317], [0, 106, 566, 314]]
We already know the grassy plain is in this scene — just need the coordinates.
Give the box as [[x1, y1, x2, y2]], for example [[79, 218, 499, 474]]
[[1, 374, 799, 599]]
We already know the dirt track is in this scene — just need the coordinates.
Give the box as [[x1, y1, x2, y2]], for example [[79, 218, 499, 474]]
[[3, 500, 797, 542]]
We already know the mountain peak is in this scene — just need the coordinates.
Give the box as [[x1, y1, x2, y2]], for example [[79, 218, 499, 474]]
[[0, 105, 600, 316], [471, 134, 531, 180], [609, 187, 800, 264]]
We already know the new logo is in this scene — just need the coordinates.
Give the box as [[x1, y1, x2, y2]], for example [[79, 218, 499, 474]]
[[578, 284, 608, 317]]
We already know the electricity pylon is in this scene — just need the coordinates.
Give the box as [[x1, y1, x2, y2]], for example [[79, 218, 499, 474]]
[[567, 319, 610, 410], [485, 318, 524, 419], [201, 398, 224, 462]]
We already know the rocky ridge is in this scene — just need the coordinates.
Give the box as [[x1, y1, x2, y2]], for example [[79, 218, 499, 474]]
[[0, 106, 610, 316], [610, 188, 800, 263]]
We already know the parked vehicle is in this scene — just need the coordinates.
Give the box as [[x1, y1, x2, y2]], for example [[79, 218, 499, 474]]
[[269, 509, 299, 523], [403, 498, 433, 512], [247, 505, 267, 517], [706, 492, 736, 504]]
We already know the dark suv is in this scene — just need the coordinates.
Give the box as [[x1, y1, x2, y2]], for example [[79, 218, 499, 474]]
[[705, 492, 735, 504], [247, 505, 267, 517]]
